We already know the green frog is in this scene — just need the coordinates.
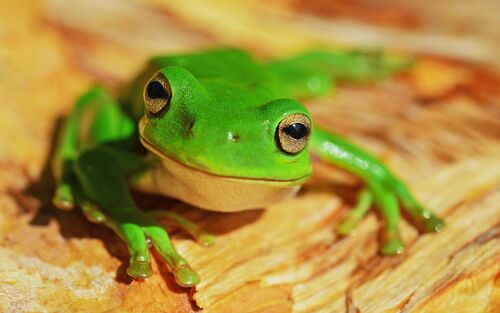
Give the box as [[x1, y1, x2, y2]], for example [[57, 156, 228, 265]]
[[52, 48, 443, 287]]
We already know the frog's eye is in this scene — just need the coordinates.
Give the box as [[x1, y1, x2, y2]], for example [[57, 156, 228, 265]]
[[275, 113, 311, 155], [144, 72, 171, 116]]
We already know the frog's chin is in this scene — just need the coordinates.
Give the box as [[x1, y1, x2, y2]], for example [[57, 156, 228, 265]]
[[137, 135, 309, 212]]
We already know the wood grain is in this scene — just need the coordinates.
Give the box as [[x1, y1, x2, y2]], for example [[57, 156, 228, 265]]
[[0, 0, 498, 312]]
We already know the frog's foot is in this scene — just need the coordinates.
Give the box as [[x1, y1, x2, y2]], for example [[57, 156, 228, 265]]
[[393, 182, 445, 233], [374, 178, 445, 254], [380, 229, 405, 255], [53, 183, 75, 210], [110, 211, 200, 286], [172, 263, 200, 287], [148, 210, 215, 247], [336, 188, 373, 236], [128, 254, 153, 278], [143, 222, 200, 286]]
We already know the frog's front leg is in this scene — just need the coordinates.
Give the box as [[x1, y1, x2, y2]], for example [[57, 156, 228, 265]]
[[310, 128, 444, 254], [73, 147, 200, 286]]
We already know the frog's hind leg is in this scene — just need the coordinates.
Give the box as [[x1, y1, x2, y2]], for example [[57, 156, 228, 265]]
[[73, 147, 199, 285], [264, 50, 412, 99], [393, 181, 444, 233]]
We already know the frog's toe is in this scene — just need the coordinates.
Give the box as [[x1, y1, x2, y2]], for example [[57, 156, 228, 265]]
[[82, 202, 107, 224], [174, 263, 200, 287], [197, 232, 216, 247], [380, 235, 405, 255], [127, 258, 153, 279], [53, 184, 74, 210], [419, 214, 445, 233], [144, 224, 201, 286], [336, 216, 360, 236], [87, 211, 107, 223]]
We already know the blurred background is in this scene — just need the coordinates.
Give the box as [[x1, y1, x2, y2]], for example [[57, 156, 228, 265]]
[[0, 1, 499, 312], [41, 0, 500, 82]]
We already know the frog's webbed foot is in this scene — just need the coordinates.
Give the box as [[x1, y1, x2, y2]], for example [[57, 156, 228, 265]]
[[417, 214, 445, 233], [127, 255, 153, 279], [403, 211, 445, 235], [145, 224, 200, 287], [78, 207, 210, 284], [335, 179, 444, 256], [77, 206, 201, 285], [375, 178, 445, 255], [380, 229, 405, 255], [393, 181, 445, 234], [106, 211, 200, 286], [148, 210, 215, 247]]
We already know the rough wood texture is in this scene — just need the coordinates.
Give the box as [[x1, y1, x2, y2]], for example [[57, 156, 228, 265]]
[[0, 1, 499, 312]]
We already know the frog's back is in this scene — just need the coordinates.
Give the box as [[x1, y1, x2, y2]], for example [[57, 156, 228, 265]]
[[121, 48, 269, 120], [151, 48, 266, 85]]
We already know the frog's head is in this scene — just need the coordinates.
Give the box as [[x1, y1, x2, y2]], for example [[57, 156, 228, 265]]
[[139, 66, 313, 211]]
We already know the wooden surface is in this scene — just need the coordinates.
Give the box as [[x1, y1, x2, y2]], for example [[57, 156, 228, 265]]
[[0, 0, 499, 312]]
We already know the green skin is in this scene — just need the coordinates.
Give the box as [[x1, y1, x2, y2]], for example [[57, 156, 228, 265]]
[[52, 48, 444, 287]]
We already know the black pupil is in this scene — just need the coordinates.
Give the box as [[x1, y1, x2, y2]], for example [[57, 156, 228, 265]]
[[284, 123, 308, 139], [147, 81, 168, 99]]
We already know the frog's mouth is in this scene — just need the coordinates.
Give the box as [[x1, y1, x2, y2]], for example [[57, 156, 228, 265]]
[[138, 118, 310, 186], [140, 135, 309, 186]]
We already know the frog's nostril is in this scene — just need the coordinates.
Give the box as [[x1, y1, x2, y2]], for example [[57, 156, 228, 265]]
[[284, 123, 308, 139]]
